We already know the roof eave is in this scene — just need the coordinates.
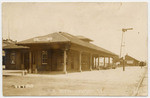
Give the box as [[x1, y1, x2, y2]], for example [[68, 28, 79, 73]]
[[16, 41, 70, 45]]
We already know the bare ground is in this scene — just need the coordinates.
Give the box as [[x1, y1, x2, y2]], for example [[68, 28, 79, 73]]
[[3, 66, 147, 96]]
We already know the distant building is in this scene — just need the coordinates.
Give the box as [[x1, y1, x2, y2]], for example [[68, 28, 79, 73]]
[[3, 32, 118, 73], [119, 54, 140, 66], [125, 54, 140, 66]]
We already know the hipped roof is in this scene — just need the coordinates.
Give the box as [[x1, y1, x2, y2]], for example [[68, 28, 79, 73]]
[[17, 32, 118, 56]]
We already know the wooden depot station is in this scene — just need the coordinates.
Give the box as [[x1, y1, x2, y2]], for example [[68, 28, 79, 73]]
[[3, 32, 119, 73]]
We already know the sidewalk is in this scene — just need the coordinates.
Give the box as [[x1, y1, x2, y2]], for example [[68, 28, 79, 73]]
[[3, 70, 24, 76]]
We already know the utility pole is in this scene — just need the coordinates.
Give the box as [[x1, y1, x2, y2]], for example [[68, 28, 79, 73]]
[[8, 19, 10, 40], [120, 28, 133, 71]]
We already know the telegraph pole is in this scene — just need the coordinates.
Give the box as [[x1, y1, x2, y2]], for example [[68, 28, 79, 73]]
[[120, 28, 133, 71], [8, 19, 10, 40]]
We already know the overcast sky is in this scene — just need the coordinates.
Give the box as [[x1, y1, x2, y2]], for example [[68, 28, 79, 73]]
[[2, 2, 148, 61]]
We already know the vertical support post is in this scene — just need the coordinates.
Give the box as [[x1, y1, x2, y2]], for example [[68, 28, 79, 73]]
[[112, 57, 114, 68], [95, 57, 96, 69], [29, 51, 32, 73], [21, 53, 24, 69], [23, 53, 24, 65], [32, 53, 34, 73], [93, 57, 94, 68], [79, 51, 82, 72], [123, 57, 125, 71], [104, 57, 105, 67], [92, 56, 93, 69], [63, 49, 67, 74], [98, 56, 100, 70], [92, 56, 94, 68], [108, 57, 110, 67], [90, 54, 92, 71]]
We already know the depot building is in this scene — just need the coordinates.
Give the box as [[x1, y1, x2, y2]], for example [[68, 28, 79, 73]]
[[3, 32, 118, 73]]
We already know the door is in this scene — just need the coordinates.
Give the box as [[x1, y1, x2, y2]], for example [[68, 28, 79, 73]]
[[24, 52, 29, 70]]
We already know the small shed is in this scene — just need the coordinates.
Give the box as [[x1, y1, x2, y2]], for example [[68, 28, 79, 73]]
[[125, 54, 140, 66]]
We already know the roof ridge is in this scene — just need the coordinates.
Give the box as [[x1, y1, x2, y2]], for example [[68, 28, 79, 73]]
[[57, 32, 70, 41], [126, 54, 139, 61]]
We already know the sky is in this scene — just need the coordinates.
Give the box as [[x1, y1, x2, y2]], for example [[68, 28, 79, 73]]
[[2, 2, 148, 61]]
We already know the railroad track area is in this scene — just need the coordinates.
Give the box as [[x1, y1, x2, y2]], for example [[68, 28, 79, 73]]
[[133, 67, 148, 96]]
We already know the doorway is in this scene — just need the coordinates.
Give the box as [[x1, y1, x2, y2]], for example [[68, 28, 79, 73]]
[[24, 52, 29, 70]]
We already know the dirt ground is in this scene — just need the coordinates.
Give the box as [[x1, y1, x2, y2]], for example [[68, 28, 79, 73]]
[[3, 66, 147, 96], [137, 70, 148, 96]]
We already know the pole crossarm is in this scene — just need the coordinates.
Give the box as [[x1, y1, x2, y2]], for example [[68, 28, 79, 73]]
[[122, 28, 133, 32]]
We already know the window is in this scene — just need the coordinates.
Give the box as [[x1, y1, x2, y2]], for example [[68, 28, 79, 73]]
[[10, 52, 16, 64], [127, 60, 134, 64], [42, 51, 48, 64]]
